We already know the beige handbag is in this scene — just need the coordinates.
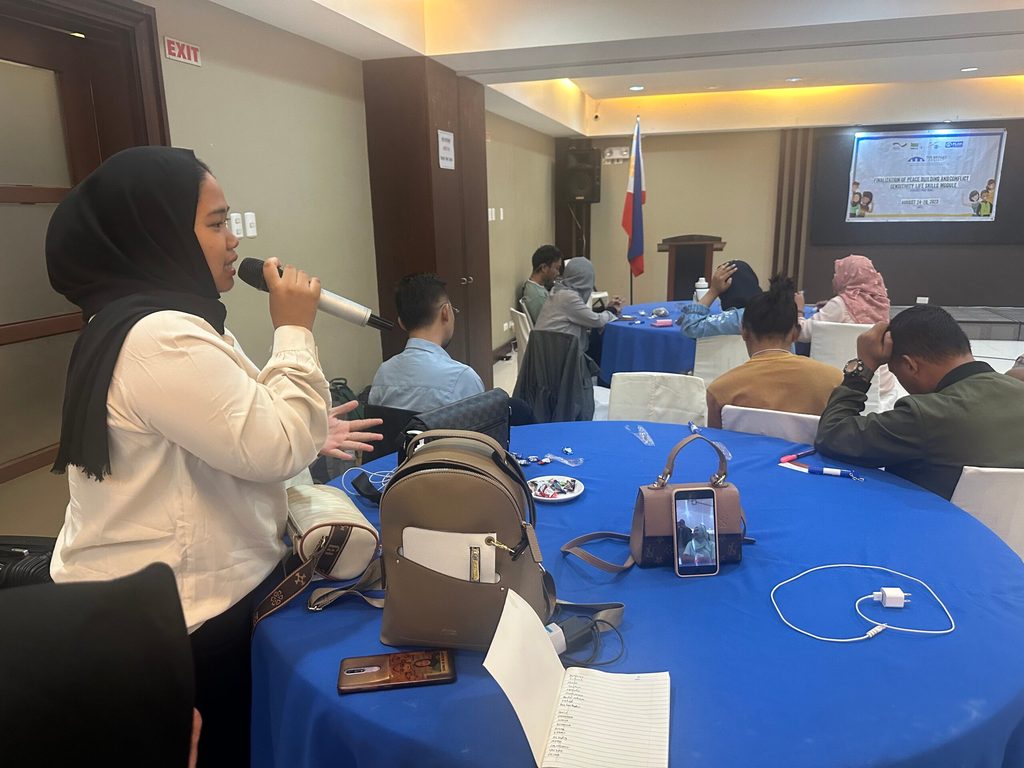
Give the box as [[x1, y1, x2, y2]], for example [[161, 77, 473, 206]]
[[562, 434, 747, 573], [377, 430, 556, 651], [252, 484, 380, 628]]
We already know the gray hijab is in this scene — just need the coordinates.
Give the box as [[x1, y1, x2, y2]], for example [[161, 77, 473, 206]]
[[553, 257, 595, 301]]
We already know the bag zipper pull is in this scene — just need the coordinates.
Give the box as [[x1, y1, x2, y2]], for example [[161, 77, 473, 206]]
[[484, 535, 515, 555]]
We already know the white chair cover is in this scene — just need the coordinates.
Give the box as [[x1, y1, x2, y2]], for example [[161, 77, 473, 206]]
[[510, 307, 532, 352], [517, 298, 534, 330], [808, 320, 901, 413], [951, 466, 1024, 561], [608, 372, 707, 425], [721, 404, 819, 445], [693, 335, 748, 385]]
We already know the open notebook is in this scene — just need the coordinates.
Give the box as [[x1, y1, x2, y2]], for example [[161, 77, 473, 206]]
[[483, 590, 670, 768]]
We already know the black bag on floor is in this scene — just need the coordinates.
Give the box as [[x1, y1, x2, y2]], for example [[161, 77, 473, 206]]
[[0, 536, 55, 589]]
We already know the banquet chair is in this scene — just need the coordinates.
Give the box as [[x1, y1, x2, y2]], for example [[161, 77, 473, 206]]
[[513, 330, 593, 422], [951, 466, 1024, 560], [808, 321, 894, 413], [510, 306, 532, 353], [721, 405, 820, 445], [608, 372, 707, 425], [693, 335, 748, 385]]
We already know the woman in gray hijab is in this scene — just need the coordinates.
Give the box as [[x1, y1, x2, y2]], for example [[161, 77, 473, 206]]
[[534, 257, 622, 352]]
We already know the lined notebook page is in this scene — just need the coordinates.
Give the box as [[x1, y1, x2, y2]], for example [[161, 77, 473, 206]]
[[542, 667, 670, 768]]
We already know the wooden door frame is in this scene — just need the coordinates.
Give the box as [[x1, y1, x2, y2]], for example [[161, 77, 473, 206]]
[[0, 0, 170, 484]]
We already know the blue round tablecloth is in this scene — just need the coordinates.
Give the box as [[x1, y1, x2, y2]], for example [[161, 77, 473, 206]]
[[252, 422, 1024, 768], [600, 301, 704, 382]]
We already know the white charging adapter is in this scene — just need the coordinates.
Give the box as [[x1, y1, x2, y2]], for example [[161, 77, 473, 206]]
[[545, 622, 567, 655], [873, 587, 911, 608]]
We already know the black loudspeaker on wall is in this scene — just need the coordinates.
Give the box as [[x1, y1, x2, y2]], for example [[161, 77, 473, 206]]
[[559, 148, 601, 203]]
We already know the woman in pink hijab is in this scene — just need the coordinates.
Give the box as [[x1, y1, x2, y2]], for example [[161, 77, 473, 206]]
[[800, 254, 898, 406]]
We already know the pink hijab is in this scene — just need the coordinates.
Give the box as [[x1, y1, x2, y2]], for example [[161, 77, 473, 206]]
[[833, 255, 890, 324]]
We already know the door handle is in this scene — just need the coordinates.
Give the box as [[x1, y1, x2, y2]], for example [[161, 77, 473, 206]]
[[466, 276, 475, 285], [459, 277, 468, 285]]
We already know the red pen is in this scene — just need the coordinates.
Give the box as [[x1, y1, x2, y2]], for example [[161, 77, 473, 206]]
[[779, 448, 816, 464]]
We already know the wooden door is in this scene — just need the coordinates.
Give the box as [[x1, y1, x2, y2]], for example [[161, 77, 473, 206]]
[[0, 4, 169, 535]]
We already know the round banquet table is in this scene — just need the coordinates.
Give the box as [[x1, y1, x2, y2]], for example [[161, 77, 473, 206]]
[[599, 301, 705, 382], [251, 421, 1024, 768]]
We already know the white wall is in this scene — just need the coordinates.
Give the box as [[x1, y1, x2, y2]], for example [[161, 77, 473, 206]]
[[148, 0, 382, 389], [485, 112, 556, 349]]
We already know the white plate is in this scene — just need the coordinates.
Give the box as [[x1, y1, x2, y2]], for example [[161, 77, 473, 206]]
[[528, 475, 584, 503]]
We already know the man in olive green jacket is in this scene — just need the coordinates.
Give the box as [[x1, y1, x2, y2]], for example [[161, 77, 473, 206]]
[[815, 305, 1024, 499]]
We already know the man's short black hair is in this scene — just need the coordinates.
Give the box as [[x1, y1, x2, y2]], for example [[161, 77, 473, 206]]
[[395, 273, 447, 332], [531, 245, 563, 273], [741, 275, 798, 337], [889, 305, 970, 362]]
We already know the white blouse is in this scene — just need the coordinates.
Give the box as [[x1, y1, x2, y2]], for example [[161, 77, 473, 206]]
[[50, 311, 330, 632]]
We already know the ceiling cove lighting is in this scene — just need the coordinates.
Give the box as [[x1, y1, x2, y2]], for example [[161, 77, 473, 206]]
[[960, 67, 979, 73], [628, 85, 645, 92]]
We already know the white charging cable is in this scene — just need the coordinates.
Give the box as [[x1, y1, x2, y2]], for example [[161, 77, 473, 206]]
[[770, 564, 956, 643], [340, 466, 394, 496]]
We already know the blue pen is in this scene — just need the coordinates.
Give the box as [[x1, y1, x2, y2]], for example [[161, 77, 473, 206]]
[[780, 461, 864, 482]]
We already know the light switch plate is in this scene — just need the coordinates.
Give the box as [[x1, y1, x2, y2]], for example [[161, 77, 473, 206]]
[[229, 212, 244, 238], [243, 211, 257, 238]]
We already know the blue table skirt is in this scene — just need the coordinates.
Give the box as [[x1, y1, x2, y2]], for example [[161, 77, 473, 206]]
[[252, 422, 1024, 768]]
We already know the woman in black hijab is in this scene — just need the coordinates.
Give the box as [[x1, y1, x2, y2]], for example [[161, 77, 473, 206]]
[[0, 563, 199, 766], [45, 146, 377, 766], [679, 260, 770, 338]]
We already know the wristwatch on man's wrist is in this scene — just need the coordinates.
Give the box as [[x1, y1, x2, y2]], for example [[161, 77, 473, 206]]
[[843, 357, 874, 385]]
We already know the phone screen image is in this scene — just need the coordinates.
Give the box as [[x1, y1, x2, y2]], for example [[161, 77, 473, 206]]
[[673, 489, 719, 577]]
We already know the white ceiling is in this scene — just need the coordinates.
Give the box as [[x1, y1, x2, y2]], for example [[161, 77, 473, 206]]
[[211, 1, 1024, 134]]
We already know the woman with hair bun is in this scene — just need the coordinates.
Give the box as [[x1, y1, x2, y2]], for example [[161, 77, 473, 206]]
[[706, 275, 842, 427]]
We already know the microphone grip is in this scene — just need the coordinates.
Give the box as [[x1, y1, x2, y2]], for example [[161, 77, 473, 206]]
[[318, 289, 371, 326]]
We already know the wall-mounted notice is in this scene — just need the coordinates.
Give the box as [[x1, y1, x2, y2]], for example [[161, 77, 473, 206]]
[[164, 37, 202, 67], [438, 130, 455, 170], [846, 128, 1006, 222]]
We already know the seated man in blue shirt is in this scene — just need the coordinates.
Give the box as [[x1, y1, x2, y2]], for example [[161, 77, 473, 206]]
[[369, 273, 484, 412]]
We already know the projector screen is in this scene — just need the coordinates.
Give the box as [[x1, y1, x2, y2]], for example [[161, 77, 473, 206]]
[[846, 128, 1006, 223]]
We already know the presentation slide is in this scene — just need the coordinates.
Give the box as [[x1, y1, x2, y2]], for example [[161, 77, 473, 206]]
[[846, 129, 1006, 222]]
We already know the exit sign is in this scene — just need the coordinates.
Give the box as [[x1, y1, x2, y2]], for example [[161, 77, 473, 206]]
[[164, 37, 201, 67]]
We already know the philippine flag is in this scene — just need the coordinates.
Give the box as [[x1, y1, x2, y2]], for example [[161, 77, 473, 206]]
[[621, 117, 646, 277]]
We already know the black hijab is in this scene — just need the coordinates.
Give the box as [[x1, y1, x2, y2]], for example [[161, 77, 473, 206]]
[[719, 260, 761, 310], [47, 146, 227, 479], [0, 563, 194, 765]]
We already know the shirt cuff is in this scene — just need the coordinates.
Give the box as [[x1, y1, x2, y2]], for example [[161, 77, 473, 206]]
[[273, 325, 316, 353], [686, 303, 710, 316]]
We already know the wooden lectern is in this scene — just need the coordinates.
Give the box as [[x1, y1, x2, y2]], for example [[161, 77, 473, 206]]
[[657, 235, 726, 301]]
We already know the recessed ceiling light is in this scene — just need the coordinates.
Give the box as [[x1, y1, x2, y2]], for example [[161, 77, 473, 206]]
[[785, 77, 802, 83], [628, 85, 645, 92], [960, 67, 979, 73], [943, 120, 953, 123], [69, 31, 86, 38]]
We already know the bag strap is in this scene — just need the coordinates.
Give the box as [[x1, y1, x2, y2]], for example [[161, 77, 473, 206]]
[[652, 433, 729, 489], [252, 522, 379, 631], [306, 558, 385, 612], [560, 531, 634, 573]]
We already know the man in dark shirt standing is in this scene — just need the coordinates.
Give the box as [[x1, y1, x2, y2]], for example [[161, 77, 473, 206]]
[[815, 305, 1024, 499]]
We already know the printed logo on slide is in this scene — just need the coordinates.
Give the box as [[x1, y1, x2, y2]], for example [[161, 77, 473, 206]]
[[907, 156, 926, 163], [891, 142, 908, 149], [945, 141, 964, 148]]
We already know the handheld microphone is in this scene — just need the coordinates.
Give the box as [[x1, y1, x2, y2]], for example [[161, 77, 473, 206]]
[[237, 258, 395, 332]]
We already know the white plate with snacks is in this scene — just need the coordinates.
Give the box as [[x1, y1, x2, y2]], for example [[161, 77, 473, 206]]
[[528, 475, 584, 503]]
